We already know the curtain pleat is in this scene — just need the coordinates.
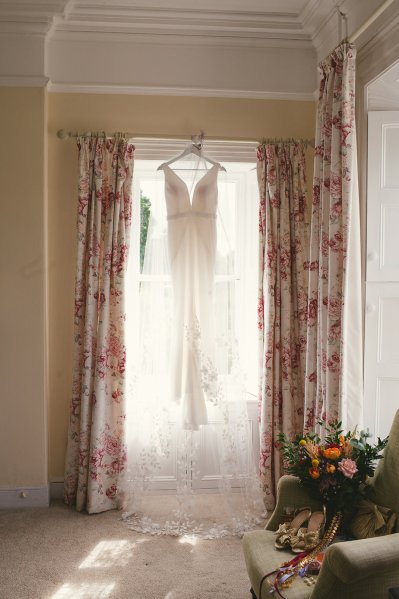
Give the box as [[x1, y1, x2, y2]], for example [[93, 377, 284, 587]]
[[64, 136, 134, 513], [304, 42, 362, 432], [257, 141, 309, 510]]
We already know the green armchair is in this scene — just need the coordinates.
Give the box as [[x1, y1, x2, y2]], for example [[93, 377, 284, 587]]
[[242, 410, 399, 599]]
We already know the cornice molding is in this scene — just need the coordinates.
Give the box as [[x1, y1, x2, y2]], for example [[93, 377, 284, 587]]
[[300, 0, 332, 38], [53, 6, 312, 42], [0, 19, 53, 36], [49, 28, 314, 49], [0, 0, 71, 34], [357, 12, 399, 71], [2, 0, 395, 97], [47, 82, 316, 101]]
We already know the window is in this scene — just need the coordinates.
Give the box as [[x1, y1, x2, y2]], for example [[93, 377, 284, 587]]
[[126, 150, 259, 400]]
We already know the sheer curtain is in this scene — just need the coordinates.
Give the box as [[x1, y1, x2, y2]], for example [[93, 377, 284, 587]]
[[121, 155, 264, 537], [64, 136, 135, 513], [304, 42, 363, 432], [257, 141, 310, 510]]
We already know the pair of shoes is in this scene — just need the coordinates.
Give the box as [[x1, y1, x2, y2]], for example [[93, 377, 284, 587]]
[[274, 507, 311, 549], [290, 507, 326, 554]]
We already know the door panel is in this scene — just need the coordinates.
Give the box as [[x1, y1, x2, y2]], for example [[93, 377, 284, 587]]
[[365, 112, 399, 440], [367, 112, 399, 281], [364, 282, 399, 440]]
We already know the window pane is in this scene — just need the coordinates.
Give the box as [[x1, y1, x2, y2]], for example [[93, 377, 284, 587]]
[[215, 180, 237, 276], [140, 189, 151, 272], [140, 180, 168, 276]]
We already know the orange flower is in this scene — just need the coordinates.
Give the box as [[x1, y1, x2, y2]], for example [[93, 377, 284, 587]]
[[323, 447, 341, 460], [326, 464, 336, 474], [339, 435, 345, 446], [309, 467, 320, 479]]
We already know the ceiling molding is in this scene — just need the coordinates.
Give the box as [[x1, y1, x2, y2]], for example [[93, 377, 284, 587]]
[[0, 1, 70, 17], [357, 11, 399, 69], [47, 82, 316, 101], [0, 0, 396, 97], [0, 0, 71, 35], [52, 6, 312, 42], [0, 19, 53, 36], [49, 28, 313, 49], [300, 0, 332, 39]]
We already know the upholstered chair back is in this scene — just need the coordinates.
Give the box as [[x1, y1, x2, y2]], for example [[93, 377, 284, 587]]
[[369, 409, 399, 532]]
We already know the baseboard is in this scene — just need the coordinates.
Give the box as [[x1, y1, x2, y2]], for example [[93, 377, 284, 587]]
[[0, 485, 50, 509]]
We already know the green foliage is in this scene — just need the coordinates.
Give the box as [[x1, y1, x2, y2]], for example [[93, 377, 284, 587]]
[[140, 190, 151, 271], [278, 420, 388, 519]]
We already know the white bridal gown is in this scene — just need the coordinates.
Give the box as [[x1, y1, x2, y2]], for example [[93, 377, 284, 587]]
[[162, 163, 219, 430], [122, 160, 265, 537]]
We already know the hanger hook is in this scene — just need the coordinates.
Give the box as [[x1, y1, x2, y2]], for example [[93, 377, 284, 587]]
[[191, 131, 205, 151]]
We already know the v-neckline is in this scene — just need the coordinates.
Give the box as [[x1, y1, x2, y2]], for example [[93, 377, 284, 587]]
[[163, 163, 218, 206]]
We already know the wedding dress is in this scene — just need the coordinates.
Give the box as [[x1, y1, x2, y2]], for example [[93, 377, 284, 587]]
[[163, 163, 219, 429], [122, 158, 265, 538]]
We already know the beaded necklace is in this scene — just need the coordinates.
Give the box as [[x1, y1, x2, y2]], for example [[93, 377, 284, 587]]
[[259, 512, 343, 598]]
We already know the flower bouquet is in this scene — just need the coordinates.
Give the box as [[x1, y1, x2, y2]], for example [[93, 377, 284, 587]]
[[278, 420, 388, 525], [264, 422, 388, 597]]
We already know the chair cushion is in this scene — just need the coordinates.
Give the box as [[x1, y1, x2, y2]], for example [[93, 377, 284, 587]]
[[371, 410, 399, 529], [242, 530, 314, 599]]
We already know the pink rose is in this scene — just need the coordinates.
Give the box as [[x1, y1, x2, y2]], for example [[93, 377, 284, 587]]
[[338, 458, 358, 479]]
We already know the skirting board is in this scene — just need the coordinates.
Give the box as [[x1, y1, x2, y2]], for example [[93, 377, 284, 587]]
[[0, 486, 50, 509]]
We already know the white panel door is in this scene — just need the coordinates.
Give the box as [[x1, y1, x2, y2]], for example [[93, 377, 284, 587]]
[[364, 111, 399, 440], [364, 283, 399, 440], [367, 112, 399, 281]]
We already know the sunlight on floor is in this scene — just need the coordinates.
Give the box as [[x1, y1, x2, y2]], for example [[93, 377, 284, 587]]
[[79, 540, 136, 568], [178, 534, 199, 546], [50, 582, 115, 598]]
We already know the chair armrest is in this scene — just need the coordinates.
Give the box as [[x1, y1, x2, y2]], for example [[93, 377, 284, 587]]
[[323, 533, 399, 584], [265, 475, 323, 531]]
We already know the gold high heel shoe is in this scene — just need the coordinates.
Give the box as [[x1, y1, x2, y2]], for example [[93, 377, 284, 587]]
[[274, 507, 311, 549], [290, 507, 326, 553]]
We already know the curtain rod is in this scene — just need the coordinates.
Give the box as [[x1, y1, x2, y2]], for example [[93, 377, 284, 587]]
[[56, 129, 314, 147], [347, 0, 395, 42], [56, 129, 259, 144]]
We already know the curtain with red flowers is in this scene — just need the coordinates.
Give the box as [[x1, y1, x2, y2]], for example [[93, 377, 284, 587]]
[[304, 42, 363, 433], [257, 141, 309, 510], [64, 136, 135, 513]]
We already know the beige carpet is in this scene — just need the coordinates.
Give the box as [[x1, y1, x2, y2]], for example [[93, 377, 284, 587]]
[[0, 498, 257, 599]]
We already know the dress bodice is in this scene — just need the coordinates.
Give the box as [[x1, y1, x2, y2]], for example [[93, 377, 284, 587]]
[[162, 164, 219, 220]]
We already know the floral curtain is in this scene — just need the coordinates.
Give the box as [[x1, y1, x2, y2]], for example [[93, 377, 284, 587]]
[[64, 136, 135, 513], [257, 141, 309, 510], [304, 42, 363, 432]]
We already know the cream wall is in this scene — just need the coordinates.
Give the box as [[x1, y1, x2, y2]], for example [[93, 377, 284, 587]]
[[0, 88, 48, 489], [48, 92, 315, 481]]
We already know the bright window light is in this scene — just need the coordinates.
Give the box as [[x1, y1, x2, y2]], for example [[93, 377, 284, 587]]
[[50, 583, 115, 598], [78, 540, 136, 569]]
